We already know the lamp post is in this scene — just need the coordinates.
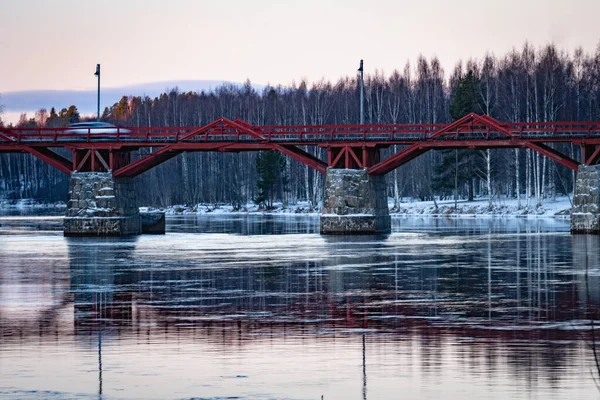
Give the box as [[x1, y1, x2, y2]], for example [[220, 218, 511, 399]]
[[358, 60, 364, 124], [94, 64, 100, 121]]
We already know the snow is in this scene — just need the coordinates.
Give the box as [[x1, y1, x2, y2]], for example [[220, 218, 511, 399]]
[[157, 195, 574, 218], [0, 196, 574, 218], [157, 201, 320, 215], [391, 195, 573, 217]]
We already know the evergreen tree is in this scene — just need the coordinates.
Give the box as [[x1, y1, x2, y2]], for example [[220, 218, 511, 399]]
[[255, 150, 286, 208], [66, 105, 80, 124], [449, 70, 478, 120], [434, 70, 482, 201], [58, 106, 80, 124], [46, 107, 61, 128]]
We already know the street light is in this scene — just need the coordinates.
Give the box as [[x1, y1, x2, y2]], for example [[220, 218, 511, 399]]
[[94, 64, 100, 121], [358, 60, 364, 125]]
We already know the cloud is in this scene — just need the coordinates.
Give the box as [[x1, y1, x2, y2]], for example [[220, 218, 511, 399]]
[[1, 80, 265, 122]]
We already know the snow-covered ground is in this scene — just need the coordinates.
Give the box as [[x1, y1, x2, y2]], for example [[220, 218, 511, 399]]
[[1, 196, 573, 217], [390, 196, 572, 217], [142, 201, 320, 215], [148, 195, 574, 218]]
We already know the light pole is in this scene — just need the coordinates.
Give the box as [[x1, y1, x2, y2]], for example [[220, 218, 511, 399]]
[[94, 64, 100, 121], [358, 59, 364, 124]]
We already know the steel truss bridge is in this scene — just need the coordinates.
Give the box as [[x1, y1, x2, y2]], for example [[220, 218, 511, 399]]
[[1, 113, 600, 177]]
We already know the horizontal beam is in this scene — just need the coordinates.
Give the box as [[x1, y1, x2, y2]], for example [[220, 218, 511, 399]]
[[1, 115, 600, 147]]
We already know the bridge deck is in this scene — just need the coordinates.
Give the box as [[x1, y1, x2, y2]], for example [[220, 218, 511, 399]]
[[2, 120, 600, 147], [1, 114, 599, 176]]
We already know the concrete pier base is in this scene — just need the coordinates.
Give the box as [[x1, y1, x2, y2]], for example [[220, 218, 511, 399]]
[[64, 172, 141, 236], [320, 168, 391, 234], [571, 165, 600, 234], [140, 211, 166, 234]]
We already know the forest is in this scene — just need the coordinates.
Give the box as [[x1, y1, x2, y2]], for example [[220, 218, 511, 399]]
[[1, 42, 600, 209]]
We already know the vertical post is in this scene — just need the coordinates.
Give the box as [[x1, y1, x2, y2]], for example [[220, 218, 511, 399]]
[[358, 60, 364, 125], [94, 64, 101, 121]]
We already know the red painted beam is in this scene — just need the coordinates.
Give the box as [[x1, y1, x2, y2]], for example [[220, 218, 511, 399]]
[[369, 144, 428, 175], [114, 146, 181, 177], [22, 146, 72, 174], [584, 145, 600, 165], [2, 115, 600, 146], [525, 142, 580, 171], [2, 115, 599, 177], [273, 145, 327, 174]]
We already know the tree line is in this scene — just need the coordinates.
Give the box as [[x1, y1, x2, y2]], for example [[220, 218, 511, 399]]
[[1, 42, 600, 208]]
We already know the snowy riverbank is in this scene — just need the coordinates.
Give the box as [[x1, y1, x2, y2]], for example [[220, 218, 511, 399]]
[[149, 196, 573, 217], [1, 196, 573, 217]]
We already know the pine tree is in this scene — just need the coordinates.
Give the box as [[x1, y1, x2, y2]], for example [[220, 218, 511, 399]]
[[449, 70, 478, 120], [66, 105, 80, 124], [434, 70, 483, 201], [255, 150, 286, 209]]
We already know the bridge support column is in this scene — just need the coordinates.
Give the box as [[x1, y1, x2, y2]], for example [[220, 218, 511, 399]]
[[572, 165, 600, 234], [64, 172, 141, 236], [320, 168, 391, 234]]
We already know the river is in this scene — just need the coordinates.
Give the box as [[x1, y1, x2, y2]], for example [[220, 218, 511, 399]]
[[0, 212, 599, 399]]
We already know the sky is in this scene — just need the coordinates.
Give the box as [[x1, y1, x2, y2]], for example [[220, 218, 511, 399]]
[[0, 0, 599, 120]]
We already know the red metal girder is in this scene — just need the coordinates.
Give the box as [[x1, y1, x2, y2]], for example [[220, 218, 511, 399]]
[[5, 114, 600, 177], [585, 145, 600, 165], [524, 142, 580, 171], [3, 116, 600, 145], [175, 143, 271, 151], [273, 145, 327, 174], [76, 150, 92, 171], [424, 140, 517, 148], [179, 117, 265, 142], [475, 114, 512, 137], [95, 151, 110, 171], [347, 147, 363, 168], [217, 118, 266, 140], [430, 113, 476, 139], [344, 146, 351, 169], [113, 146, 181, 177], [331, 147, 346, 168], [178, 119, 227, 141], [369, 144, 428, 175], [0, 129, 17, 143], [23, 147, 72, 174]]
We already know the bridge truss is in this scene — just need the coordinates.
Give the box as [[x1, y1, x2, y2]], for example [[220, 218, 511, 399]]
[[1, 113, 600, 177]]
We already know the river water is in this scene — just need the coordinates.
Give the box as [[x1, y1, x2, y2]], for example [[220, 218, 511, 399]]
[[1, 212, 600, 399]]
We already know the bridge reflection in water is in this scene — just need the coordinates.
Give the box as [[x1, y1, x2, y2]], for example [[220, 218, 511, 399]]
[[0, 216, 599, 399]]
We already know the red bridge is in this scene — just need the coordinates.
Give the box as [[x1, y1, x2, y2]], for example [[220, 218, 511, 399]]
[[2, 113, 600, 177]]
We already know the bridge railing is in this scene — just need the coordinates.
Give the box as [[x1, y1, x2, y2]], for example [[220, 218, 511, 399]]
[[3, 121, 600, 145]]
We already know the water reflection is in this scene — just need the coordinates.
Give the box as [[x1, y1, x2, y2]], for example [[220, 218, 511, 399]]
[[68, 238, 138, 332], [1, 215, 599, 399]]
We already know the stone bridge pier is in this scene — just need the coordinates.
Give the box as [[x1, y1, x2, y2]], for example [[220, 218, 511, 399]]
[[63, 172, 141, 236], [320, 168, 391, 234], [571, 165, 600, 234]]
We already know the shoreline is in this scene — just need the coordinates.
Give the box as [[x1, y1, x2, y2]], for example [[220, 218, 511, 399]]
[[1, 197, 574, 218]]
